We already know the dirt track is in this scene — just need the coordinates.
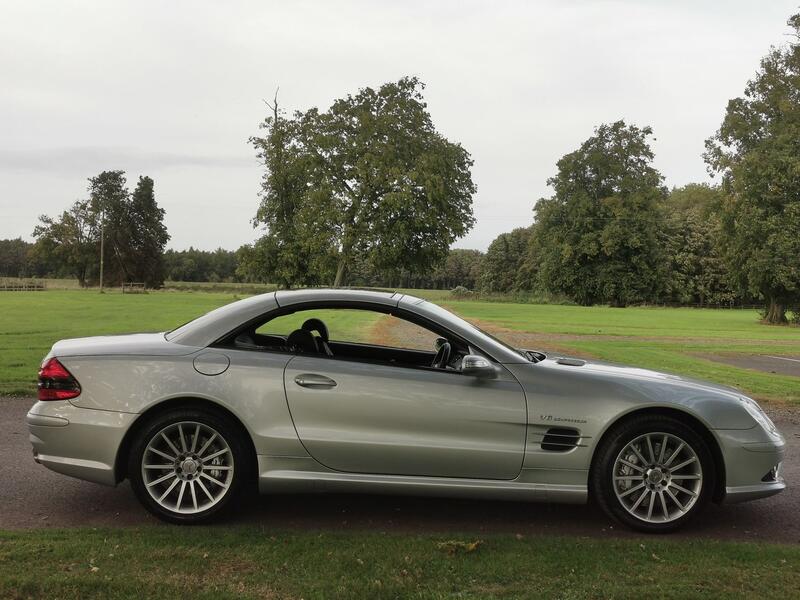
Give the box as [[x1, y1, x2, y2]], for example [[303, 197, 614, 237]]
[[3, 396, 797, 542], [697, 353, 800, 378]]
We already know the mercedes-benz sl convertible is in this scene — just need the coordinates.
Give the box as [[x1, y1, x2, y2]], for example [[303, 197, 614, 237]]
[[27, 289, 785, 531]]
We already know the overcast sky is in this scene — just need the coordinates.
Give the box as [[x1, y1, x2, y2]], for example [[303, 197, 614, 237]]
[[1, 0, 797, 251]]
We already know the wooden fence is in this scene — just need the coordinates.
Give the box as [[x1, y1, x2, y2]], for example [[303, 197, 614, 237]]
[[122, 282, 147, 294], [0, 280, 46, 291]]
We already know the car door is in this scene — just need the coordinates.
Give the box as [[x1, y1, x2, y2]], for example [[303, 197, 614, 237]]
[[283, 354, 528, 480]]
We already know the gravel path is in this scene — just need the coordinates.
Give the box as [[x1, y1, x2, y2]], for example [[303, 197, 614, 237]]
[[3, 396, 797, 542], [696, 353, 800, 378]]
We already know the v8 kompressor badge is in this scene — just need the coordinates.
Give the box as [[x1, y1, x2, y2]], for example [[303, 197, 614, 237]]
[[540, 414, 588, 424]]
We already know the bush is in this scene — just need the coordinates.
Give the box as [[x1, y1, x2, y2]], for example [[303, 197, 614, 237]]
[[450, 286, 475, 299]]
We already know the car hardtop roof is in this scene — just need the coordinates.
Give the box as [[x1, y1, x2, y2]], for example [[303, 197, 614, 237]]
[[167, 288, 429, 348], [275, 288, 408, 308]]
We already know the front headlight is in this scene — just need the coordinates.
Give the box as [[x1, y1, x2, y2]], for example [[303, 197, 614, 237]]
[[740, 396, 777, 434]]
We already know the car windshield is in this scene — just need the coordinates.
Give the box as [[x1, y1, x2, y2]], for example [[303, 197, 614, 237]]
[[415, 300, 528, 360]]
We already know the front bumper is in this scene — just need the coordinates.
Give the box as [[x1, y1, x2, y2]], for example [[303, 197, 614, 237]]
[[27, 400, 135, 486], [715, 427, 786, 504]]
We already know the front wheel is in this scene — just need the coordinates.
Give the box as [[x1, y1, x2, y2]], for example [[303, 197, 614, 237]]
[[128, 408, 248, 524], [592, 415, 715, 533]]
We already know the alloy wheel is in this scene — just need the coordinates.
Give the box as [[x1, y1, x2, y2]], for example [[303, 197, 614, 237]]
[[141, 421, 235, 514], [612, 432, 703, 523]]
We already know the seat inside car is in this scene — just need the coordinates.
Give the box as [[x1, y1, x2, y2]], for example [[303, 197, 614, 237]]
[[286, 328, 320, 354], [302, 318, 333, 356]]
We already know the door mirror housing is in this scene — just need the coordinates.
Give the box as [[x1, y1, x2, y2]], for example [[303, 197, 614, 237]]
[[461, 354, 496, 378]]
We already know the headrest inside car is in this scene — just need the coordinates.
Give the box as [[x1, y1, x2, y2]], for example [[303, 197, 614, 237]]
[[287, 329, 319, 353], [301, 318, 329, 341]]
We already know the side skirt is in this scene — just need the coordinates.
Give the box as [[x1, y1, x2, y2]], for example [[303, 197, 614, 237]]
[[257, 456, 588, 504]]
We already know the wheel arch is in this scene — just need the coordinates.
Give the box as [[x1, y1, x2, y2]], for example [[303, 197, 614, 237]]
[[114, 396, 258, 484], [588, 406, 727, 503]]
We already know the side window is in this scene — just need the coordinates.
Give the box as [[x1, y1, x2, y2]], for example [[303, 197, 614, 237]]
[[256, 309, 378, 344], [256, 308, 441, 351], [366, 313, 440, 351]]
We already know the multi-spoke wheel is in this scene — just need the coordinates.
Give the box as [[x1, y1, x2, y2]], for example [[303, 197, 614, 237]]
[[592, 415, 715, 532], [129, 409, 249, 523]]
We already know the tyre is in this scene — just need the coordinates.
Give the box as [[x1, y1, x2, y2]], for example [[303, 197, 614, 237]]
[[591, 415, 715, 533], [128, 408, 249, 524]]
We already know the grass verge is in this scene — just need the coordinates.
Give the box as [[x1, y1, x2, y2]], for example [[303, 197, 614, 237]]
[[1, 527, 798, 599]]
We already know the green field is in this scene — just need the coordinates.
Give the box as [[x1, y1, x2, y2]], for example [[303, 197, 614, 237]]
[[0, 527, 798, 599], [1, 290, 799, 402]]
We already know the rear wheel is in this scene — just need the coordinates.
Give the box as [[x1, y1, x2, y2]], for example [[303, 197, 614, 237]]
[[592, 415, 715, 533], [128, 408, 248, 524]]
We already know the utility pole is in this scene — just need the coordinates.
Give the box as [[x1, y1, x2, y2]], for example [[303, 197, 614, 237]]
[[99, 208, 104, 293]]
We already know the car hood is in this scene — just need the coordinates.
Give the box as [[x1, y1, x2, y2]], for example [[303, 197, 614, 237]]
[[531, 352, 743, 399], [49, 333, 197, 358]]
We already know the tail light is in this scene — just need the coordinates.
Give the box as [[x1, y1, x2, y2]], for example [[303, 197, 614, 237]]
[[37, 358, 81, 401]]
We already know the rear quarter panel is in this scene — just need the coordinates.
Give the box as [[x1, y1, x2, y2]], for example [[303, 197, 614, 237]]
[[62, 349, 303, 456]]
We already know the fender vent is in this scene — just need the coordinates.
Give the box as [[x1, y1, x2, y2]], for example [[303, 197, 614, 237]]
[[541, 427, 581, 452]]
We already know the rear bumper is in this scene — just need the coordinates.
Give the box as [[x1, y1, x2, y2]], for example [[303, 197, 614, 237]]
[[716, 427, 786, 504], [27, 400, 135, 486]]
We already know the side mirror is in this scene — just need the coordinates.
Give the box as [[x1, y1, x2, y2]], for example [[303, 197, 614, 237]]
[[461, 354, 496, 378]]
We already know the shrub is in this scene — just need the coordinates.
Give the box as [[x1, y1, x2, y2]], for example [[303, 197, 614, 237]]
[[450, 286, 475, 299]]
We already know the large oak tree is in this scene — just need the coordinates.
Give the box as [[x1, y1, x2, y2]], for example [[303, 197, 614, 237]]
[[533, 121, 667, 307], [704, 13, 800, 324], [249, 77, 476, 287]]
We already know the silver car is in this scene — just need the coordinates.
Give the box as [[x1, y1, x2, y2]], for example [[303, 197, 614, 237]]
[[27, 289, 785, 531]]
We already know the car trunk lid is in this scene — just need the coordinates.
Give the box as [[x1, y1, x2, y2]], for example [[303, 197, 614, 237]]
[[48, 333, 196, 359]]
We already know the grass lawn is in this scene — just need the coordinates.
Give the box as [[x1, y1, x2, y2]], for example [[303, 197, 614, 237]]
[[1, 290, 799, 402], [0, 527, 798, 599], [442, 301, 800, 340]]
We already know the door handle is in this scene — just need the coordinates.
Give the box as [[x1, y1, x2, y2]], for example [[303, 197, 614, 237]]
[[294, 373, 337, 389]]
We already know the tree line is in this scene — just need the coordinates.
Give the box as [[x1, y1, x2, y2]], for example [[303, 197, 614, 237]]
[[0, 172, 170, 287], [3, 12, 798, 323], [235, 12, 800, 323], [23, 171, 171, 288]]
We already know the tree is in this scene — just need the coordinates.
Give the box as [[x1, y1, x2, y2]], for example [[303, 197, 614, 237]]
[[480, 227, 534, 293], [436, 249, 484, 290], [88, 170, 132, 287], [164, 247, 240, 282], [128, 176, 170, 287], [0, 238, 33, 277], [32, 200, 98, 287], [249, 77, 476, 287], [661, 184, 736, 306], [704, 13, 800, 323], [249, 94, 319, 288], [533, 121, 667, 307], [34, 171, 170, 288], [235, 239, 279, 284]]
